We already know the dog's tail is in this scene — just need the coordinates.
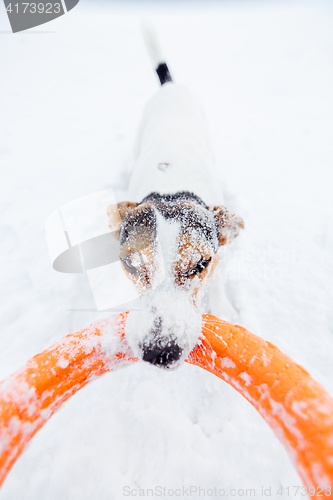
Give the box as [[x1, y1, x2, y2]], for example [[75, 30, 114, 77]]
[[141, 20, 173, 85]]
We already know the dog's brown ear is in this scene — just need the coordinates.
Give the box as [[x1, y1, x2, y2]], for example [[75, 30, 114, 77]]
[[107, 201, 139, 237], [211, 206, 244, 246]]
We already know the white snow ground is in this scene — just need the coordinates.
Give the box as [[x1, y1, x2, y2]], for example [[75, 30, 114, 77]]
[[0, 1, 333, 498]]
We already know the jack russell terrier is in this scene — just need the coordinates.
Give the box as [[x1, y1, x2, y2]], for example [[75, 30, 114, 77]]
[[107, 24, 244, 370]]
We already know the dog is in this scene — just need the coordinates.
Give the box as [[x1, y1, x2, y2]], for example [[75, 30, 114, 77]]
[[107, 24, 244, 370]]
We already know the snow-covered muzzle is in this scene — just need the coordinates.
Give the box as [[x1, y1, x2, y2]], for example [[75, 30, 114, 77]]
[[125, 287, 202, 369]]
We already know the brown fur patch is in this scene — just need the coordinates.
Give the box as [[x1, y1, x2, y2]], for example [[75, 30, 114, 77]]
[[211, 206, 244, 245], [107, 201, 139, 237], [118, 204, 157, 294], [174, 228, 217, 299], [119, 241, 157, 295]]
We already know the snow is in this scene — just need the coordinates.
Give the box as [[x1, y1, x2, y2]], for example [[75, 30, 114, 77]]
[[0, 0, 333, 498]]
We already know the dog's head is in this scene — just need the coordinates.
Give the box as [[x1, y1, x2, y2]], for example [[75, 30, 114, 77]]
[[107, 192, 243, 369]]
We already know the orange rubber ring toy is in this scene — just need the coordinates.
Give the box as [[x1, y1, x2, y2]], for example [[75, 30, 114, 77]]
[[0, 312, 137, 489], [187, 315, 333, 498], [0, 313, 332, 498]]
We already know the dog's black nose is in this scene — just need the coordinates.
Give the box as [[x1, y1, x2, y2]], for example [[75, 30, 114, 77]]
[[141, 318, 183, 368], [142, 338, 183, 368]]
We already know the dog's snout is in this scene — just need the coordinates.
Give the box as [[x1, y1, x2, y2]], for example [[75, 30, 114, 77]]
[[141, 317, 183, 368]]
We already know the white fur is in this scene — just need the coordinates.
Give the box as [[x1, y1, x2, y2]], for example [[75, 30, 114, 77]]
[[128, 83, 222, 206]]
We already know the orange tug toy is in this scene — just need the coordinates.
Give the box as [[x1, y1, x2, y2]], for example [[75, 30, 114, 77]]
[[0, 313, 332, 498]]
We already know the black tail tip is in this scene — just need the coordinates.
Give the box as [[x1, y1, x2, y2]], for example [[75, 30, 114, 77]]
[[156, 62, 173, 85]]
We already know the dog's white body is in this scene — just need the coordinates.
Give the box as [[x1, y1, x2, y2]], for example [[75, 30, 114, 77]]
[[127, 82, 237, 323], [128, 83, 221, 207]]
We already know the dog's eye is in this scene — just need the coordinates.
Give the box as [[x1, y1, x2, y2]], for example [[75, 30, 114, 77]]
[[120, 257, 139, 276], [184, 257, 212, 278]]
